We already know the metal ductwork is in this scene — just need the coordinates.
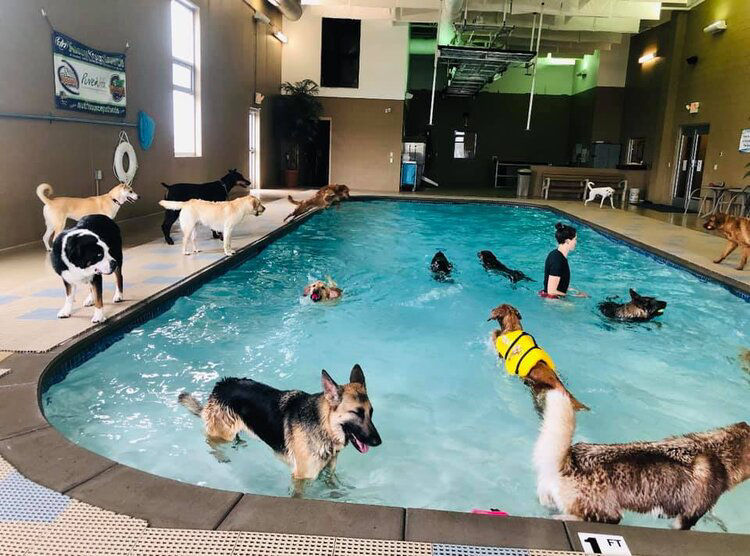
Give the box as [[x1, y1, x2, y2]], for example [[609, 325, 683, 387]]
[[268, 0, 302, 21], [437, 0, 463, 45]]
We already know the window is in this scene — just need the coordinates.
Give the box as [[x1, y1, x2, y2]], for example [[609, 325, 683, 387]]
[[626, 137, 645, 165], [321, 18, 361, 88], [453, 131, 477, 159], [171, 0, 201, 157]]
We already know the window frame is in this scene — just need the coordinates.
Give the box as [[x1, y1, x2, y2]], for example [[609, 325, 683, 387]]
[[171, 0, 202, 158]]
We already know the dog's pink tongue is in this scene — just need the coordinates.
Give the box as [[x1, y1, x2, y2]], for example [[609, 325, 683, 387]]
[[353, 437, 369, 454]]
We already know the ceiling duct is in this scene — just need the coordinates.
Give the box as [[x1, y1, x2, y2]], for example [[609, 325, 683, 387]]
[[267, 0, 302, 21]]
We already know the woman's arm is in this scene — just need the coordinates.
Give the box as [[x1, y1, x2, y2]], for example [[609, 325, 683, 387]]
[[546, 275, 567, 297]]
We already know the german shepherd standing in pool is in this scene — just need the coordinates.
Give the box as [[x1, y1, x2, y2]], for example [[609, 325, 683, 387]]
[[178, 364, 381, 494]]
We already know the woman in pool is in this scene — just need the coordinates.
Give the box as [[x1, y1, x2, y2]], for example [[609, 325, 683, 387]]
[[542, 223, 588, 298]]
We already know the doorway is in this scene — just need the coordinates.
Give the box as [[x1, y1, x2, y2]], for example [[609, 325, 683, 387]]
[[248, 109, 260, 189], [306, 118, 331, 188], [672, 124, 709, 209]]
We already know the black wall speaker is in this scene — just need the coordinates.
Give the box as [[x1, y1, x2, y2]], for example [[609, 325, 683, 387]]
[[686, 55, 699, 65]]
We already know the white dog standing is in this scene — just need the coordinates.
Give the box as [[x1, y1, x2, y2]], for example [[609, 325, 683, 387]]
[[159, 195, 265, 256], [37, 183, 139, 250], [583, 180, 615, 209]]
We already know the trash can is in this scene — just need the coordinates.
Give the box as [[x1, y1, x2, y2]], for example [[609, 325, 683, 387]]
[[517, 168, 532, 198], [628, 188, 640, 204]]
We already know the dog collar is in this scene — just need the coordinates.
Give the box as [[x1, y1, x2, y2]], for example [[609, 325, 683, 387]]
[[112, 198, 122, 206], [220, 178, 230, 195]]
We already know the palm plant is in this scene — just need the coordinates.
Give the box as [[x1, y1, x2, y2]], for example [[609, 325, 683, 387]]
[[277, 79, 323, 172]]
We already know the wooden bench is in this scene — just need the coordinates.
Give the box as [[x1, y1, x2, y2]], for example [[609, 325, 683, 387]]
[[541, 172, 628, 207], [541, 174, 586, 199]]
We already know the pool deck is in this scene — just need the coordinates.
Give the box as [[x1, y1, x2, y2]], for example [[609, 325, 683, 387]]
[[1, 190, 749, 555]]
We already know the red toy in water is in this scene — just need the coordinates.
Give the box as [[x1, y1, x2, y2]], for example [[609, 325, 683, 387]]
[[471, 509, 508, 516]]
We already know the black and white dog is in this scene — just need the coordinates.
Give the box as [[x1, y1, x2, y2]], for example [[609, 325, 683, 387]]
[[161, 169, 250, 244], [51, 215, 123, 324]]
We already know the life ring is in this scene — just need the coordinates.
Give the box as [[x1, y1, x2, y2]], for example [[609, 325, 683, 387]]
[[114, 139, 137, 184]]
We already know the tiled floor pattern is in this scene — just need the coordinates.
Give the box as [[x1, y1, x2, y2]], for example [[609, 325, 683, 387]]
[[0, 452, 600, 555]]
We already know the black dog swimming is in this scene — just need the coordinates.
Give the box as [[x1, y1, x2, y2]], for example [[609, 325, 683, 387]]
[[51, 214, 123, 324], [160, 169, 250, 244], [478, 250, 533, 283], [598, 289, 667, 322], [430, 251, 453, 281]]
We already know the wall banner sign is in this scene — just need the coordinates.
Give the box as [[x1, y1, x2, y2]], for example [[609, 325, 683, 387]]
[[53, 31, 126, 117], [739, 128, 750, 153]]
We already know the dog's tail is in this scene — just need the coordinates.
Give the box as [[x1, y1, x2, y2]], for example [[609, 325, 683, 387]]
[[287, 195, 302, 206], [178, 392, 203, 416], [36, 183, 54, 204], [159, 200, 185, 210], [533, 388, 574, 484]]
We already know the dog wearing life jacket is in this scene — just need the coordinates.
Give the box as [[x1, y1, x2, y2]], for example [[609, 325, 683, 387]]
[[487, 303, 588, 413]]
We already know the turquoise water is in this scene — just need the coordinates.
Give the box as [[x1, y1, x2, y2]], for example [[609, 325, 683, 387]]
[[43, 201, 750, 532]]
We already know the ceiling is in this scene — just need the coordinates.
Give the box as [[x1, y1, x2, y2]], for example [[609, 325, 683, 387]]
[[301, 0, 705, 58]]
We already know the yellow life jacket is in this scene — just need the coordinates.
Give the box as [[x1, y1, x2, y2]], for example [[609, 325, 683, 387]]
[[495, 330, 555, 378]]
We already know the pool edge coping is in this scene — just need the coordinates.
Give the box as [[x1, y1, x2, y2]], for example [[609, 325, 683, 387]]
[[0, 195, 748, 556]]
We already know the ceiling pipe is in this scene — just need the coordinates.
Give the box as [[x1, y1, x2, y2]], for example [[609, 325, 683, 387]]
[[266, 0, 302, 21], [526, 2, 544, 131]]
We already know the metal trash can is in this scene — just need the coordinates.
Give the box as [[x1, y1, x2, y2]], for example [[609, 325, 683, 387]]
[[628, 188, 640, 204], [517, 168, 531, 197]]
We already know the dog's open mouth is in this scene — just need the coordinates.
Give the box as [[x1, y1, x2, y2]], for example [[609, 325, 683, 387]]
[[346, 430, 369, 454], [310, 291, 322, 302]]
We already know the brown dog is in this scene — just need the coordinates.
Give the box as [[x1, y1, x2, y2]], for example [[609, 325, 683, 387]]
[[285, 184, 351, 222], [703, 212, 750, 270], [303, 278, 342, 302], [488, 304, 588, 412], [535, 387, 750, 529]]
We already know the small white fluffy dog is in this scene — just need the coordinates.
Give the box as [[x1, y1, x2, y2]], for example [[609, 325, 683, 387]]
[[37, 183, 139, 251], [159, 195, 265, 256], [583, 180, 615, 208]]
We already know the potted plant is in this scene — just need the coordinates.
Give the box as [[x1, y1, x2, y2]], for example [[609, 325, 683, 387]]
[[276, 79, 323, 188]]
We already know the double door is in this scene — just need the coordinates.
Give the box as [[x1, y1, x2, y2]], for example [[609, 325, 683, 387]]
[[672, 124, 709, 209]]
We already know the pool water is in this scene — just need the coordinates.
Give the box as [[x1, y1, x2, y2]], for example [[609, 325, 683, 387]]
[[43, 200, 750, 532]]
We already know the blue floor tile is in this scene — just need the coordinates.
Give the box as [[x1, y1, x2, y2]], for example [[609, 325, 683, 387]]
[[143, 276, 180, 285], [32, 288, 62, 297], [141, 262, 177, 270], [17, 308, 61, 320], [0, 471, 70, 523], [0, 295, 20, 305]]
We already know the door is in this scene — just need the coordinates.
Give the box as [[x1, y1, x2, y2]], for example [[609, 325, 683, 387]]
[[308, 118, 331, 188], [248, 109, 260, 188], [672, 124, 709, 208]]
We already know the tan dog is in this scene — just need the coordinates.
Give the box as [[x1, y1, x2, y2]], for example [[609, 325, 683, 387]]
[[535, 387, 750, 529], [159, 194, 265, 256], [37, 183, 139, 251], [488, 303, 588, 413], [303, 277, 342, 302], [703, 212, 750, 270], [285, 184, 351, 222]]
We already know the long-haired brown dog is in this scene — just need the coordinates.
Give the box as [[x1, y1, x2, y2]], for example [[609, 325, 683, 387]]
[[285, 184, 350, 222], [488, 304, 588, 412], [178, 364, 380, 494], [534, 386, 750, 529], [703, 212, 750, 270]]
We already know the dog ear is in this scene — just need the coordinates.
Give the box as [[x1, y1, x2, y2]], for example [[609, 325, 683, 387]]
[[66, 234, 99, 266], [349, 364, 365, 386], [321, 370, 341, 406], [629, 289, 640, 300], [512, 307, 522, 321]]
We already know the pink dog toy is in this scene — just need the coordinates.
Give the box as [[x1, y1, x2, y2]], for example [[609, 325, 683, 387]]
[[471, 509, 508, 516]]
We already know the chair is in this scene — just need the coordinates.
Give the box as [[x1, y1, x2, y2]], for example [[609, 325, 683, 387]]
[[725, 185, 750, 217], [689, 182, 726, 217]]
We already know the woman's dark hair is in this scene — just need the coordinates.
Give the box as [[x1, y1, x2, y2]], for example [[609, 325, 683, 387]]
[[554, 222, 577, 244]]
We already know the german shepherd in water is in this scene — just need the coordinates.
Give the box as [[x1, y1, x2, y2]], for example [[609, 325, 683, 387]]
[[178, 364, 381, 493]]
